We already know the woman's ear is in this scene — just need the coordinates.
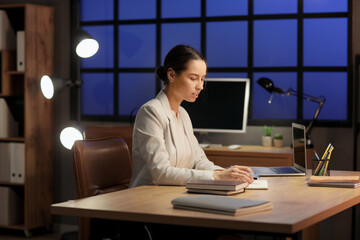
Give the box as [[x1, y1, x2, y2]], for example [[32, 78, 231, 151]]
[[167, 68, 176, 82]]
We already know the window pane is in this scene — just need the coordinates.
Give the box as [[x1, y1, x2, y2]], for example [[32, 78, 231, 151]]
[[303, 18, 347, 67], [82, 73, 114, 115], [161, 23, 201, 63], [304, 0, 347, 13], [162, 0, 200, 18], [80, 26, 114, 68], [119, 0, 156, 20], [206, 0, 248, 16], [207, 72, 248, 78], [119, 73, 156, 115], [253, 20, 297, 67], [303, 72, 347, 120], [80, 0, 113, 21], [253, 72, 297, 119], [207, 21, 248, 67], [254, 0, 297, 15], [119, 24, 156, 68]]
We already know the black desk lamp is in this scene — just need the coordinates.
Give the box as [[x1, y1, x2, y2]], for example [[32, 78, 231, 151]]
[[257, 77, 326, 148]]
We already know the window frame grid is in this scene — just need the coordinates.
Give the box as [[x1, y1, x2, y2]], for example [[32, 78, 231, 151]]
[[72, 0, 352, 128]]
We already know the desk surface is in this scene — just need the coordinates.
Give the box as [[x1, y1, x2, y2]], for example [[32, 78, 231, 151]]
[[204, 145, 292, 154], [51, 170, 360, 235]]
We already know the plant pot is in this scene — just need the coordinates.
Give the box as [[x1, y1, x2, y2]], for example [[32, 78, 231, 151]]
[[262, 136, 273, 147], [274, 139, 283, 148]]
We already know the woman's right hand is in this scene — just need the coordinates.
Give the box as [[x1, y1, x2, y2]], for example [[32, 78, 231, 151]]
[[213, 165, 254, 183]]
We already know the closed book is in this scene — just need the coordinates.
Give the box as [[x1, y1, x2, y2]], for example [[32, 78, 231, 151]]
[[186, 179, 249, 191], [308, 175, 360, 188], [308, 182, 360, 188], [172, 195, 273, 216], [187, 188, 245, 196]]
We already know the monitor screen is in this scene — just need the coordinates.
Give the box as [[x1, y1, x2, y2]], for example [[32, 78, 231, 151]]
[[181, 78, 250, 133]]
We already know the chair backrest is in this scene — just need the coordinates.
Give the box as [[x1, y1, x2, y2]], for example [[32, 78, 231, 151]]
[[72, 137, 132, 198], [83, 125, 134, 156]]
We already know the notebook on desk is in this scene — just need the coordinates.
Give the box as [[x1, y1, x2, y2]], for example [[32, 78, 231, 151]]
[[252, 123, 307, 177]]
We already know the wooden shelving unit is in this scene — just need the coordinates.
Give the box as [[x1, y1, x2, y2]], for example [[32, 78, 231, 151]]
[[0, 4, 54, 237]]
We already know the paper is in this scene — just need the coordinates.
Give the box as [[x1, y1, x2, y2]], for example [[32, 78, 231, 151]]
[[246, 180, 268, 190]]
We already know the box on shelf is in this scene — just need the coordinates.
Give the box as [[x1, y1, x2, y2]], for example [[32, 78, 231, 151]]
[[0, 186, 24, 225], [0, 10, 15, 50]]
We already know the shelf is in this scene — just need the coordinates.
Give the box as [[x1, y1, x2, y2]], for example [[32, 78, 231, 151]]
[[0, 4, 54, 233], [0, 137, 25, 142], [0, 181, 24, 186], [0, 223, 25, 230], [5, 71, 25, 75]]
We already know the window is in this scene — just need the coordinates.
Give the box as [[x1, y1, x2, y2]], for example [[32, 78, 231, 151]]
[[76, 0, 351, 126]]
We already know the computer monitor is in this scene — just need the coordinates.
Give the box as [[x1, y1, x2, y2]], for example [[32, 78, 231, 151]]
[[181, 78, 250, 133]]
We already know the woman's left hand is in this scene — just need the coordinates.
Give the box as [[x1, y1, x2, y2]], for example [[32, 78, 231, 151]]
[[213, 165, 254, 183]]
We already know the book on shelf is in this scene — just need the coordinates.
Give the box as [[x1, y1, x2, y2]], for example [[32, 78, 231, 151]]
[[308, 175, 360, 188], [0, 99, 19, 137], [0, 10, 16, 50], [186, 179, 249, 191], [172, 195, 273, 216]]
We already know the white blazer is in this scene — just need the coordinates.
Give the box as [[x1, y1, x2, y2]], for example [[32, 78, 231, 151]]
[[129, 90, 223, 188]]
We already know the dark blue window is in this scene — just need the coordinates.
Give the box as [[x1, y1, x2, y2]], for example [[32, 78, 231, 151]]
[[303, 0, 348, 13], [119, 0, 156, 20], [303, 72, 347, 120], [254, 0, 297, 14], [161, 23, 201, 63], [118, 73, 156, 115], [81, 73, 114, 115], [80, 0, 113, 21], [206, 0, 248, 16], [253, 72, 297, 119], [303, 18, 347, 67], [253, 20, 297, 67], [78, 0, 350, 126], [162, 0, 201, 18], [81, 26, 114, 69], [206, 21, 248, 67], [207, 73, 248, 78], [119, 24, 156, 68]]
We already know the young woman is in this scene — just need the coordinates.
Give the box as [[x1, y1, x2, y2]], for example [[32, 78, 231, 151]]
[[129, 44, 254, 188]]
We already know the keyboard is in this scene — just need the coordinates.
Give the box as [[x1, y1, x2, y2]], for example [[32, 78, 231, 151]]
[[271, 167, 301, 174]]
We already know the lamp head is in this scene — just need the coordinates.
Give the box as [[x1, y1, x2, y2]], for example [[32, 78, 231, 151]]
[[60, 126, 84, 150], [257, 77, 284, 94], [75, 30, 99, 58]]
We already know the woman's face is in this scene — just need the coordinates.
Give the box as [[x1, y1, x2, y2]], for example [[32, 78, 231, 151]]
[[169, 59, 207, 103]]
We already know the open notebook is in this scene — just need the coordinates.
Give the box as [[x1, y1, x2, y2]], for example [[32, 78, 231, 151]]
[[252, 123, 307, 177]]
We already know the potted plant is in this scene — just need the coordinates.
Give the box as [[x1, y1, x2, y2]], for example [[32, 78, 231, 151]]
[[273, 133, 283, 147], [262, 125, 273, 147]]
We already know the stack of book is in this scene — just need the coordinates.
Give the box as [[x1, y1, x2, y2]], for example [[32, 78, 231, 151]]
[[308, 175, 360, 188], [186, 179, 249, 195], [172, 195, 273, 216]]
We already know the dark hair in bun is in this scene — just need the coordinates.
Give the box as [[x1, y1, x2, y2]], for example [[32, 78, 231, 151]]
[[155, 44, 206, 85]]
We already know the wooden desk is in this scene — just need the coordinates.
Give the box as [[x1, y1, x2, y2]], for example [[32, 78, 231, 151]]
[[204, 145, 316, 169], [51, 171, 360, 240]]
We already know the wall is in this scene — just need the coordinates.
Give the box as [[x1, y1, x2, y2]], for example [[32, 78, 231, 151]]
[[1, 0, 359, 239]]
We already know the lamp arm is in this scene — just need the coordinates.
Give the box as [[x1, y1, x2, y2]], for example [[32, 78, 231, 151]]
[[306, 100, 325, 137], [284, 89, 325, 104], [283, 88, 326, 148]]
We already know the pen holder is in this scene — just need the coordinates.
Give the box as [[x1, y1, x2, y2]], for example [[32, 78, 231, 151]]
[[312, 158, 330, 176]]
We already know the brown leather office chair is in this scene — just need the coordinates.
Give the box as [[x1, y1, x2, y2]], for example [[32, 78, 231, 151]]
[[83, 125, 134, 156], [72, 137, 132, 240]]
